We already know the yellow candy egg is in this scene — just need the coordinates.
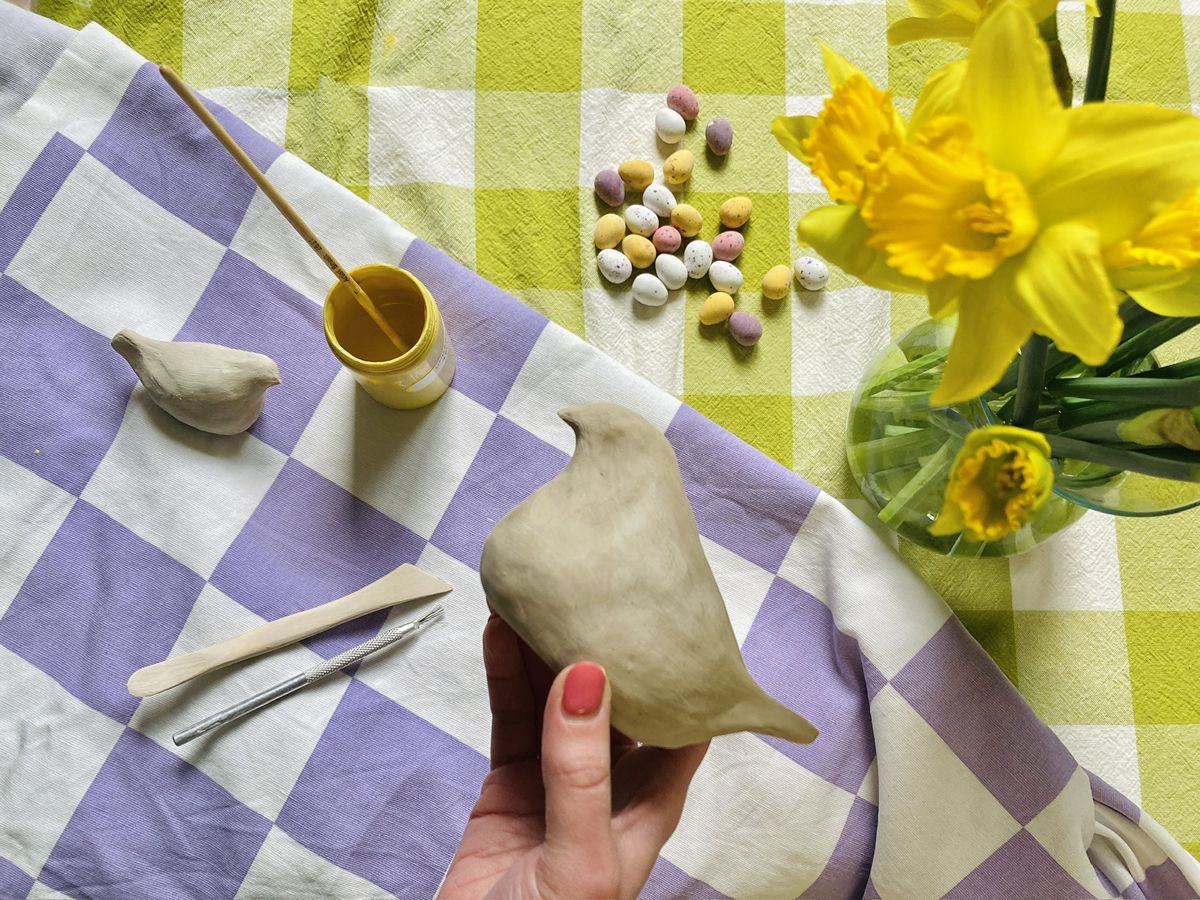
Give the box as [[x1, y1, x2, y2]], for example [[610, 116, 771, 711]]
[[618, 159, 654, 191], [670, 204, 703, 237], [699, 292, 735, 325], [719, 196, 753, 229], [621, 234, 657, 268], [663, 149, 694, 187], [593, 213, 626, 250], [761, 264, 792, 300]]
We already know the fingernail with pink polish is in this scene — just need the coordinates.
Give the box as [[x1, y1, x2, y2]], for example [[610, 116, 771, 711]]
[[562, 663, 605, 717]]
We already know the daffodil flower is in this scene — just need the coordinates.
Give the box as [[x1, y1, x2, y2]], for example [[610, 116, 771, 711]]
[[888, 0, 1060, 45], [1105, 191, 1200, 316], [771, 2, 1200, 405], [929, 426, 1054, 541]]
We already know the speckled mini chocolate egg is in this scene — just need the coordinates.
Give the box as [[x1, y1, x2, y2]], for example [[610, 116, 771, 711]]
[[708, 260, 743, 294], [643, 184, 677, 218], [719, 196, 752, 229], [705, 117, 733, 156], [666, 84, 699, 121], [655, 253, 688, 290], [621, 234, 657, 268], [596, 248, 632, 284], [670, 204, 703, 238], [795, 255, 830, 291], [633, 273, 669, 307], [655, 107, 686, 144], [593, 168, 624, 207], [593, 213, 626, 250], [663, 149, 694, 187], [624, 204, 659, 237], [761, 264, 792, 300], [728, 311, 762, 346], [683, 240, 713, 279], [699, 291, 735, 326], [712, 230, 744, 261], [652, 225, 682, 254], [619, 159, 654, 191]]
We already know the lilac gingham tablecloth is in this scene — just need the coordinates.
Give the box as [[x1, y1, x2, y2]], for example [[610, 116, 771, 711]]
[[1, 10, 1198, 899]]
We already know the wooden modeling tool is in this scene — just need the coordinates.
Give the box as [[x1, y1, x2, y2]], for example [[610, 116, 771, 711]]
[[157, 64, 408, 354], [128, 563, 452, 697]]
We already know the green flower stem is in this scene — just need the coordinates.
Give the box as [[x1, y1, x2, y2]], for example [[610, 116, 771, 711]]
[[1046, 376, 1200, 405], [1039, 15, 1074, 106], [1040, 302, 1156, 383], [1130, 356, 1200, 380], [1097, 317, 1200, 375], [1056, 399, 1160, 431], [878, 441, 957, 527], [864, 349, 948, 395], [848, 428, 944, 472], [1084, 0, 1117, 103], [1012, 334, 1050, 427], [1048, 434, 1200, 481]]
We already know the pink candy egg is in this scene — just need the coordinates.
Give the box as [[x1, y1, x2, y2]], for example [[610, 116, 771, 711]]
[[712, 231, 744, 261], [667, 84, 699, 121], [652, 225, 682, 254]]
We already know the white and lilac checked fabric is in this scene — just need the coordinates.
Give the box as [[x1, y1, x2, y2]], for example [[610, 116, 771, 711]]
[[1, 14, 1198, 899]]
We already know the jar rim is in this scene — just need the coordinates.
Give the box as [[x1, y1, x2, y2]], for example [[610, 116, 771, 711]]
[[323, 265, 440, 374]]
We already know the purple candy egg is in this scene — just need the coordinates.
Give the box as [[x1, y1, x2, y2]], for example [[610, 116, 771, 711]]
[[712, 231, 744, 261], [652, 225, 682, 254], [728, 310, 762, 346], [705, 117, 734, 156], [594, 168, 625, 207], [666, 84, 699, 121]]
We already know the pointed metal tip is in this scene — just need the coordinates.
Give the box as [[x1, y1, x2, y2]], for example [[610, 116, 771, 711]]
[[415, 605, 445, 629]]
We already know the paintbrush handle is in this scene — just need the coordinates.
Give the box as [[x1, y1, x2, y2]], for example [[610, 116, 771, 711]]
[[157, 65, 407, 353], [127, 564, 451, 697]]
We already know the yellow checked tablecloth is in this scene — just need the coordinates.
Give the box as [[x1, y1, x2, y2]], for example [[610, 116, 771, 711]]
[[30, 0, 1200, 860]]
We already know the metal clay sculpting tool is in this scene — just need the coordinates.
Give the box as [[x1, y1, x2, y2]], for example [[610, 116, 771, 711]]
[[172, 606, 444, 746]]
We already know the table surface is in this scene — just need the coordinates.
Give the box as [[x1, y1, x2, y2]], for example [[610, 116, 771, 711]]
[[30, 0, 1200, 859]]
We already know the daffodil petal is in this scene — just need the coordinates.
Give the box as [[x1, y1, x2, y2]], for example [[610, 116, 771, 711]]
[[820, 43, 866, 89], [798, 204, 925, 293], [932, 268, 1033, 405], [771, 114, 819, 161], [1014, 222, 1122, 366], [910, 61, 967, 133], [962, 1, 1066, 181], [928, 277, 965, 318], [1130, 270, 1200, 317], [888, 13, 977, 44], [929, 496, 966, 536], [1022, 0, 1058, 22], [1034, 104, 1200, 245]]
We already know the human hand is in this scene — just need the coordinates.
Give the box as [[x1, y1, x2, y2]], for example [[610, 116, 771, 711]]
[[440, 615, 709, 900]]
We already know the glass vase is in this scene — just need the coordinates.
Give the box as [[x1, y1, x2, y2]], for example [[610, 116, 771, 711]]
[[846, 319, 1200, 558]]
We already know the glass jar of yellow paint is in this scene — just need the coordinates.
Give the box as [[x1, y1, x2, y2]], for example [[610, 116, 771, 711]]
[[323, 265, 455, 409]]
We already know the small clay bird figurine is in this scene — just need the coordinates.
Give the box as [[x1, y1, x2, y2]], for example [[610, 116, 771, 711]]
[[481, 403, 818, 749], [112, 329, 281, 435]]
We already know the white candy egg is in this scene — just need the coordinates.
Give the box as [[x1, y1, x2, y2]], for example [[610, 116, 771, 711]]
[[597, 248, 632, 284], [643, 183, 677, 217], [683, 240, 713, 279], [655, 254, 688, 290], [655, 107, 686, 144], [632, 273, 668, 307], [794, 255, 830, 291], [624, 204, 659, 237], [708, 260, 743, 294]]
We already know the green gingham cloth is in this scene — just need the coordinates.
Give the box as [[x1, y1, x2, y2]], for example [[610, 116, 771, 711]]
[[27, 0, 1200, 861]]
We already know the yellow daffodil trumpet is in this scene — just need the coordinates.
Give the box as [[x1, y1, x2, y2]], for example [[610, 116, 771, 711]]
[[930, 426, 1054, 541], [771, 1, 1200, 406]]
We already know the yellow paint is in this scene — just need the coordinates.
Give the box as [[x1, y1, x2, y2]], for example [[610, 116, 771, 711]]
[[323, 265, 455, 409]]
